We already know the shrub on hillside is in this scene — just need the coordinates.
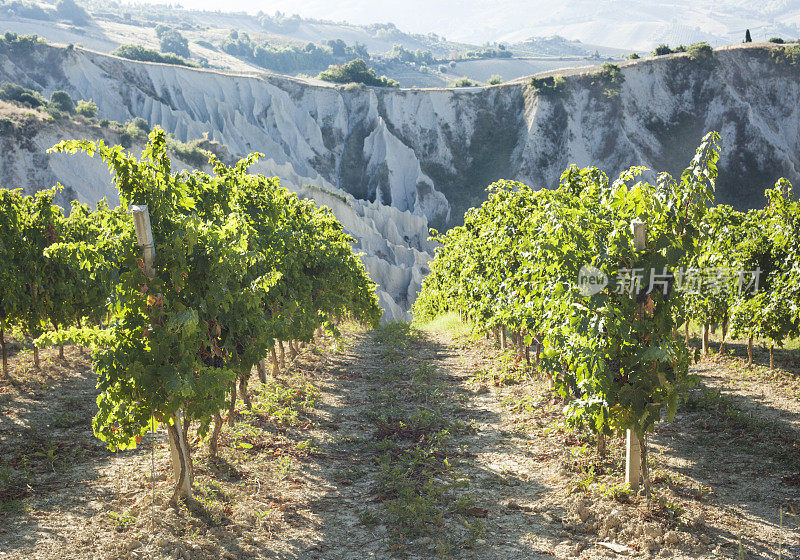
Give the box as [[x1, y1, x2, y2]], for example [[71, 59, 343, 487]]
[[577, 63, 625, 99], [75, 99, 97, 117], [0, 32, 40, 54], [530, 74, 566, 96], [652, 44, 673, 56], [49, 90, 75, 113], [597, 62, 623, 84], [16, 91, 42, 107], [131, 117, 150, 133], [316, 59, 398, 87], [687, 42, 714, 61], [488, 74, 503, 85], [653, 44, 687, 56], [0, 81, 45, 107], [770, 44, 800, 66], [166, 134, 211, 167], [448, 77, 479, 87], [112, 44, 194, 67]]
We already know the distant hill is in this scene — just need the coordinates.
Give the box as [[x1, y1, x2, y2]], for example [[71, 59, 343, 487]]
[[0, 1, 629, 86], [223, 0, 800, 51]]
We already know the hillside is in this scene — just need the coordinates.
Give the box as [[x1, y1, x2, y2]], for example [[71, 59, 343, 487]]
[[0, 2, 627, 86], [1, 39, 800, 317], [0, 94, 434, 323]]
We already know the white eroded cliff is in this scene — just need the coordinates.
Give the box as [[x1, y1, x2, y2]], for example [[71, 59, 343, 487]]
[[2, 42, 800, 319]]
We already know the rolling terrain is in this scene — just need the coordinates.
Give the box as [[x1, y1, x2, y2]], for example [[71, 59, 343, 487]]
[[1, 40, 800, 318]]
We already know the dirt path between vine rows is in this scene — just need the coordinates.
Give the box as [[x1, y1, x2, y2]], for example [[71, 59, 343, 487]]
[[0, 326, 799, 560], [697, 356, 800, 433]]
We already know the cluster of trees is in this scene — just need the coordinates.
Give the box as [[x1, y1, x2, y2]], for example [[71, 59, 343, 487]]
[[220, 31, 368, 74], [770, 43, 800, 66], [0, 81, 97, 117], [155, 24, 190, 58], [651, 42, 713, 60], [5, 128, 381, 500], [531, 63, 625, 99], [316, 59, 398, 87], [414, 133, 723, 482], [257, 10, 302, 33], [385, 42, 512, 69], [0, 0, 90, 24], [0, 0, 51, 21], [458, 44, 512, 60], [218, 28, 513, 78], [55, 0, 90, 25], [364, 22, 444, 46], [0, 81, 45, 107], [365, 22, 405, 41], [741, 30, 795, 43], [112, 44, 193, 67], [0, 31, 39, 54], [386, 43, 437, 66]]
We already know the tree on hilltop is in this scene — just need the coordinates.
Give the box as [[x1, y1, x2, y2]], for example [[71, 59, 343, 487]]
[[316, 59, 398, 87], [56, 0, 91, 25]]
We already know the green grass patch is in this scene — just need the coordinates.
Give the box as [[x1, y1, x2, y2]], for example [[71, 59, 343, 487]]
[[245, 377, 319, 425], [414, 312, 475, 339], [363, 325, 477, 554]]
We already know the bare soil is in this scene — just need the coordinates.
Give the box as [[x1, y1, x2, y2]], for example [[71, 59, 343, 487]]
[[0, 325, 798, 560]]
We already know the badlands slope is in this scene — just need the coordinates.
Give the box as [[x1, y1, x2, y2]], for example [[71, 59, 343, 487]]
[[1, 41, 799, 318]]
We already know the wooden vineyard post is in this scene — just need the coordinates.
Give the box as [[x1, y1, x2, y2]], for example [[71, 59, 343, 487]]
[[625, 430, 641, 489], [132, 205, 192, 499], [131, 205, 155, 278], [0, 328, 7, 377], [626, 219, 646, 491]]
